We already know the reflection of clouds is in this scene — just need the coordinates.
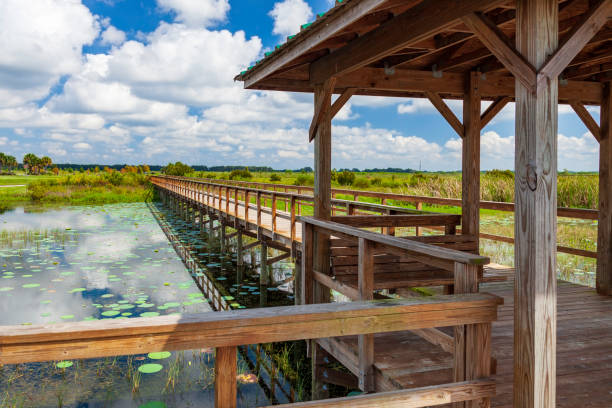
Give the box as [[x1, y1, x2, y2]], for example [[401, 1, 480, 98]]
[[0, 203, 211, 326], [1, 206, 107, 230]]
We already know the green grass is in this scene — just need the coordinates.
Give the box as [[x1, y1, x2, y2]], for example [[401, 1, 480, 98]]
[[0, 172, 150, 209], [192, 170, 599, 210]]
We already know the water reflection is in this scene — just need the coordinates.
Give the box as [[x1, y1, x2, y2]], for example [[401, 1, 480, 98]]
[[0, 202, 310, 407]]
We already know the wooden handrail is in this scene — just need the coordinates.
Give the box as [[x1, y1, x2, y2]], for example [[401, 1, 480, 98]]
[[0, 294, 499, 364], [300, 217, 489, 266], [269, 379, 496, 408]]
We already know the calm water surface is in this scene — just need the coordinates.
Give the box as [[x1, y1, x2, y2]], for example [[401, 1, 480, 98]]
[[0, 203, 309, 408]]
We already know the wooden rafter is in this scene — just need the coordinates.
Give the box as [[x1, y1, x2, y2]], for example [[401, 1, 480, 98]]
[[425, 91, 464, 137], [461, 12, 536, 90], [570, 101, 601, 142], [309, 0, 508, 84], [480, 96, 511, 128], [330, 88, 357, 119], [309, 77, 336, 142], [537, 0, 612, 89]]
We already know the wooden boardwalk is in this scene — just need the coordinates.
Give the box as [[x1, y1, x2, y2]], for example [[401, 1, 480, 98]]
[[152, 178, 612, 406]]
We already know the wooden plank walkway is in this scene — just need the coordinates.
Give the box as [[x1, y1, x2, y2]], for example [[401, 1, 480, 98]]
[[159, 182, 612, 406], [323, 265, 612, 407]]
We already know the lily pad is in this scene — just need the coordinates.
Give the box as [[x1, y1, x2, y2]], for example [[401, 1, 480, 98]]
[[70, 288, 87, 293], [138, 402, 167, 408], [22, 283, 40, 288], [60, 315, 75, 320], [140, 311, 160, 317], [101, 310, 120, 317], [147, 351, 171, 360], [138, 363, 163, 374], [56, 361, 73, 369], [0, 287, 14, 292]]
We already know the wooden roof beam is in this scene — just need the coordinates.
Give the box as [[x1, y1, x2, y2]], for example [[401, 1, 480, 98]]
[[249, 68, 604, 105], [309, 0, 508, 84], [537, 0, 612, 90]]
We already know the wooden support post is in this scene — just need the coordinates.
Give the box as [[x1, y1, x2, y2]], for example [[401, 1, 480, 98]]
[[514, 1, 558, 406], [290, 196, 297, 244], [598, 83, 612, 295], [220, 221, 226, 253], [237, 228, 243, 266], [462, 71, 481, 248], [294, 251, 302, 306], [313, 82, 332, 305], [215, 346, 237, 408], [260, 241, 269, 285], [357, 238, 375, 392], [200, 209, 204, 234]]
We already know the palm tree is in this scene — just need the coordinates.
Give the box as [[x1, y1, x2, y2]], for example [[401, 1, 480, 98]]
[[40, 156, 52, 172], [0, 153, 6, 172], [5, 155, 16, 172], [23, 153, 40, 175]]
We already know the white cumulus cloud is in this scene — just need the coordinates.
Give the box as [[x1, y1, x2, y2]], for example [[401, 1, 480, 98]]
[[157, 0, 230, 27], [269, 0, 313, 38]]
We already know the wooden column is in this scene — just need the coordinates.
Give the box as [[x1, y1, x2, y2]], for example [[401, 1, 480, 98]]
[[311, 82, 334, 403], [313, 81, 333, 304], [597, 83, 612, 295], [462, 71, 481, 247], [514, 1, 558, 406], [236, 228, 243, 266]]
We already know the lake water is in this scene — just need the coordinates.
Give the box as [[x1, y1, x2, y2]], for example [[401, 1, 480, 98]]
[[0, 202, 311, 407]]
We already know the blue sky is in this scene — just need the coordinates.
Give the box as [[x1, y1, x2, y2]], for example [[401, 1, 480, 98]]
[[0, 0, 600, 170]]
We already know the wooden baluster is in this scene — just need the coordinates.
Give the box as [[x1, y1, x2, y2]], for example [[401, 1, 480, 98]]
[[215, 346, 237, 408], [244, 191, 250, 223], [234, 188, 239, 216], [357, 238, 375, 392], [416, 202, 423, 236], [290, 196, 296, 244], [225, 187, 230, 214], [257, 191, 262, 226], [272, 193, 277, 233]]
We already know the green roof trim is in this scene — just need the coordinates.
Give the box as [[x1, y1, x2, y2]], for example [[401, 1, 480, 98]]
[[287, 35, 295, 41], [300, 22, 312, 30]]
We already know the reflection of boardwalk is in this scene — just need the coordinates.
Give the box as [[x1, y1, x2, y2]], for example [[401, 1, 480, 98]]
[[148, 202, 299, 404]]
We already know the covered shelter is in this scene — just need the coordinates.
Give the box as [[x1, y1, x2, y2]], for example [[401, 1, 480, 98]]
[[236, 0, 612, 406]]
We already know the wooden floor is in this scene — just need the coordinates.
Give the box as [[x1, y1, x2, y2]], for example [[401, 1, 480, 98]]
[[322, 265, 612, 407], [173, 190, 612, 406]]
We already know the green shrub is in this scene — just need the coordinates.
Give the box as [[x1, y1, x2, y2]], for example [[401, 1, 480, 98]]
[[229, 168, 252, 180], [352, 177, 370, 189], [370, 177, 382, 186], [270, 174, 281, 182], [27, 183, 46, 201], [162, 162, 193, 176], [293, 174, 314, 186], [337, 171, 355, 186]]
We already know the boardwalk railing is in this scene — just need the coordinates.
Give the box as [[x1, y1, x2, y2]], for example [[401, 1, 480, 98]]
[[0, 293, 501, 408], [150, 175, 450, 252], [299, 215, 496, 396], [192, 176, 598, 259]]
